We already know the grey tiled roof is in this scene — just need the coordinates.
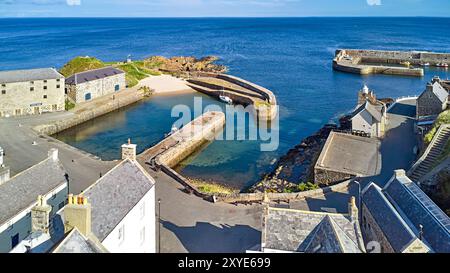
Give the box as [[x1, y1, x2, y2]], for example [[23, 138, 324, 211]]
[[351, 101, 383, 122], [263, 208, 362, 253], [83, 159, 155, 241], [384, 176, 450, 253], [0, 68, 64, 84], [0, 157, 68, 226], [65, 67, 124, 85], [362, 183, 417, 252], [53, 228, 106, 253], [430, 81, 449, 103]]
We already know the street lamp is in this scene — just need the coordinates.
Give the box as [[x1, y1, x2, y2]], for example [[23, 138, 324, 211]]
[[158, 198, 161, 253]]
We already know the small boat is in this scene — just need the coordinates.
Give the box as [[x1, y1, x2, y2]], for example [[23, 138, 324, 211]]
[[220, 95, 233, 104], [166, 125, 179, 137], [400, 61, 411, 67], [419, 62, 430, 67], [219, 87, 233, 104], [436, 63, 449, 68]]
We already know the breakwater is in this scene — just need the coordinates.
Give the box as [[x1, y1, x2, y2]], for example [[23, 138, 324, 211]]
[[186, 72, 278, 121], [333, 49, 450, 77]]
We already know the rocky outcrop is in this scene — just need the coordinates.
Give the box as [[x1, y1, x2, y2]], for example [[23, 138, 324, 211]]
[[248, 115, 352, 193], [146, 55, 227, 75]]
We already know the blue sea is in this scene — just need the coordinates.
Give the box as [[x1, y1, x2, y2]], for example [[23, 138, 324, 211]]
[[1, 17, 450, 189]]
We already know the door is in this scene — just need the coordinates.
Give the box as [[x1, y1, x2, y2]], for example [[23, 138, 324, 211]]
[[11, 233, 19, 249]]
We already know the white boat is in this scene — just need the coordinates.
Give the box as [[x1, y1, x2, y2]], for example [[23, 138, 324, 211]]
[[219, 88, 233, 104], [420, 62, 430, 66], [436, 63, 449, 68], [166, 125, 178, 137]]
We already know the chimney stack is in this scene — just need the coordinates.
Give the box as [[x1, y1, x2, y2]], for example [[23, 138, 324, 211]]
[[121, 138, 137, 161], [64, 194, 91, 237], [394, 169, 406, 178], [348, 196, 359, 222], [31, 195, 52, 234]]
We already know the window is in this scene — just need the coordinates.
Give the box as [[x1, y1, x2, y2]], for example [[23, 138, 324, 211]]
[[56, 84, 60, 89], [30, 81, 34, 84], [115, 84, 120, 91], [1, 90, 5, 95], [43, 80, 47, 83], [43, 95, 47, 99], [30, 87, 34, 92], [58, 201, 65, 210], [140, 227, 145, 245], [43, 86, 47, 90], [56, 79, 60, 82], [1, 83, 5, 87], [85, 93, 92, 101], [118, 225, 125, 242], [140, 202, 145, 219], [11, 233, 19, 249]]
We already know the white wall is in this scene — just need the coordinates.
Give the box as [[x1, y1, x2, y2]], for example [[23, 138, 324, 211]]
[[352, 110, 373, 135], [101, 187, 156, 253]]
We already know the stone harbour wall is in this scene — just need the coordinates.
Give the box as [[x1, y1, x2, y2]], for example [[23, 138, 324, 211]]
[[33, 89, 143, 135]]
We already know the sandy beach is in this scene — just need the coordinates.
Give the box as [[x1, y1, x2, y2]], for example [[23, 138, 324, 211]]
[[138, 74, 196, 95]]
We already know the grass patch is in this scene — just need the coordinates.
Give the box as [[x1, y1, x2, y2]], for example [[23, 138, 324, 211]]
[[282, 182, 319, 193], [424, 110, 450, 144], [188, 178, 238, 195], [65, 99, 75, 111], [60, 56, 105, 77]]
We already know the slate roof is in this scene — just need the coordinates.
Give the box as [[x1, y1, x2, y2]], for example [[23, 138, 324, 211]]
[[53, 228, 106, 253], [82, 159, 155, 241], [263, 207, 363, 253], [422, 81, 448, 103], [383, 174, 450, 253], [65, 67, 124, 85], [0, 68, 64, 84], [0, 157, 68, 226], [362, 182, 417, 252], [351, 101, 383, 122]]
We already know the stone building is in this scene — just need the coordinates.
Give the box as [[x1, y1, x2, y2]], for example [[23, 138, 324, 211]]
[[416, 77, 448, 118], [361, 169, 450, 253], [65, 67, 126, 103], [0, 68, 65, 117], [314, 132, 381, 185], [351, 85, 387, 138], [0, 149, 69, 253], [254, 198, 365, 253]]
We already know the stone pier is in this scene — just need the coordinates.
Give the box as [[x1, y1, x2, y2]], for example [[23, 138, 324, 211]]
[[333, 49, 450, 77]]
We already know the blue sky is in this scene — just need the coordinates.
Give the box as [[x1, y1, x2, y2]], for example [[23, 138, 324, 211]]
[[0, 0, 449, 18]]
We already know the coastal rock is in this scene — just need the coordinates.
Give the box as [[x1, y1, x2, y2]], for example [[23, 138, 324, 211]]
[[146, 55, 227, 75], [247, 115, 352, 193]]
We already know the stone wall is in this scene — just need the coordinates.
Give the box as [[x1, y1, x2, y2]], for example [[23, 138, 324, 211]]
[[361, 203, 395, 253], [0, 78, 65, 117], [67, 73, 126, 103], [417, 87, 447, 117], [314, 167, 354, 186], [33, 89, 143, 135]]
